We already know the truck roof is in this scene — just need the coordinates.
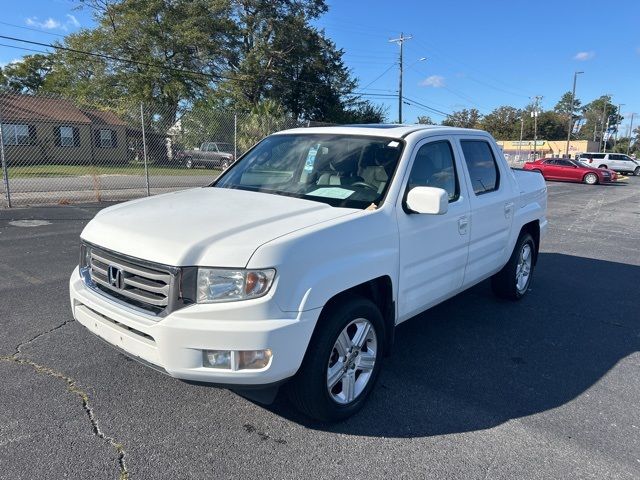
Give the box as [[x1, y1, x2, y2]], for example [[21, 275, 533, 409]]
[[275, 124, 488, 139]]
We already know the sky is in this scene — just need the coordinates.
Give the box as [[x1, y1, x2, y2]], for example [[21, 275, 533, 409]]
[[1, 0, 639, 134]]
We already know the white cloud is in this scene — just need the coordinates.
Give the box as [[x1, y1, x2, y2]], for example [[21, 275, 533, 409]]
[[25, 15, 80, 31], [574, 51, 595, 61], [420, 75, 446, 88], [26, 17, 62, 29], [66, 14, 80, 28]]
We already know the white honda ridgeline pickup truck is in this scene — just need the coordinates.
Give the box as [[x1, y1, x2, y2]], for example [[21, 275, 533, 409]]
[[70, 125, 547, 421]]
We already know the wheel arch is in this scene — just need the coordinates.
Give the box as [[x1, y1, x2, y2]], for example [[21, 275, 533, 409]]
[[519, 220, 540, 266], [314, 276, 395, 357]]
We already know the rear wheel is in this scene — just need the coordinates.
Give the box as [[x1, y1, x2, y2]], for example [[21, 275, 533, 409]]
[[492, 232, 536, 300], [288, 296, 384, 422], [583, 173, 598, 185]]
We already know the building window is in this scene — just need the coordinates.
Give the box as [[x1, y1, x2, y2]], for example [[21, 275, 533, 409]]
[[60, 126, 74, 147], [1, 123, 33, 146], [98, 129, 114, 148]]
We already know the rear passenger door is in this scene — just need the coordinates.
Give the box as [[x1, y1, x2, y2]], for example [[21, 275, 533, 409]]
[[456, 137, 515, 287], [396, 136, 471, 321]]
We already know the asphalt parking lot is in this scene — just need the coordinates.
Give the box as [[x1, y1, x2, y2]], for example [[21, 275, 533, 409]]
[[1, 177, 639, 480]]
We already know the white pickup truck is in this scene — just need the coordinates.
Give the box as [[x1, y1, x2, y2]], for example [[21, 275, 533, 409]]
[[70, 125, 547, 421]]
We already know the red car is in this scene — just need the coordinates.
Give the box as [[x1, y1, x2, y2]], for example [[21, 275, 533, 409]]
[[523, 158, 614, 185]]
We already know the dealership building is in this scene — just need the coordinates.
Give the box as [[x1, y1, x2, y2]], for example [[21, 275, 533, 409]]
[[496, 139, 600, 161]]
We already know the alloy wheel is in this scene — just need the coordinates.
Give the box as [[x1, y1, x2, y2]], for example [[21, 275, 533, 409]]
[[326, 318, 378, 405], [515, 243, 532, 294]]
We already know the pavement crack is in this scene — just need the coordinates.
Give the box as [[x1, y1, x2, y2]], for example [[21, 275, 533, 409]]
[[1, 321, 129, 480], [13, 318, 75, 357]]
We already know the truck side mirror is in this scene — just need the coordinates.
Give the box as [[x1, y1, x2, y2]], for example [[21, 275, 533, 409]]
[[405, 186, 448, 215]]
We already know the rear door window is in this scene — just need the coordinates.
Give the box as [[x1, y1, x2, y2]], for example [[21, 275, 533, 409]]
[[460, 140, 500, 194]]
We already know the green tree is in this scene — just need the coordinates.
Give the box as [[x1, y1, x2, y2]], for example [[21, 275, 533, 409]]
[[0, 55, 52, 93], [49, 0, 235, 129], [576, 95, 618, 146], [441, 108, 482, 128], [479, 106, 521, 139], [416, 115, 435, 125], [535, 111, 567, 141], [554, 91, 581, 116], [217, 0, 367, 122]]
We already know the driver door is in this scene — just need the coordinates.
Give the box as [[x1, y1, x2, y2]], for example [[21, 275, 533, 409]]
[[396, 136, 471, 322]]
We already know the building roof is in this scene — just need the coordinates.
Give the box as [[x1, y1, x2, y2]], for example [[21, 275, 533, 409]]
[[82, 109, 128, 127], [1, 93, 126, 126]]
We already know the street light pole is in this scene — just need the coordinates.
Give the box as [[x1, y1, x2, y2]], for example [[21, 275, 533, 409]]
[[531, 96, 542, 159], [599, 96, 610, 153], [627, 113, 635, 156], [389, 33, 412, 124], [517, 116, 524, 161], [565, 71, 583, 158], [614, 103, 625, 148]]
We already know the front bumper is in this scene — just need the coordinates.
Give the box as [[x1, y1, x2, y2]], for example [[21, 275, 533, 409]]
[[69, 267, 319, 385]]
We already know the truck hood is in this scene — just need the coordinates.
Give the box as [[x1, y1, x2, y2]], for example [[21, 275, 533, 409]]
[[81, 187, 358, 267]]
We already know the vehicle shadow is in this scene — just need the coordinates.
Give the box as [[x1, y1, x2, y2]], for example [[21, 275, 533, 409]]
[[265, 253, 639, 437]]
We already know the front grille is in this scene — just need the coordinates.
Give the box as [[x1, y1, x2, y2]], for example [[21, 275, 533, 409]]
[[86, 245, 177, 316]]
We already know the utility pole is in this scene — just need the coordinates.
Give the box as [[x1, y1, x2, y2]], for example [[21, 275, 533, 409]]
[[603, 115, 611, 153], [517, 116, 524, 161], [599, 96, 610, 153], [565, 71, 583, 157], [531, 96, 542, 159], [627, 113, 635, 156], [614, 103, 625, 148], [389, 33, 412, 124]]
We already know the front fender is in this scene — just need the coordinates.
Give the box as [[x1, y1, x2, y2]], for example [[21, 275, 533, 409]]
[[248, 209, 399, 313]]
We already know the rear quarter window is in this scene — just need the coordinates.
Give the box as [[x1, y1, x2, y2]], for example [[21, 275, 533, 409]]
[[460, 140, 500, 195]]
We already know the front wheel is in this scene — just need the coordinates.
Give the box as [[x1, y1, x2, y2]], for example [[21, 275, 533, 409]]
[[221, 160, 229, 170], [634, 167, 640, 176], [491, 232, 536, 300], [185, 158, 193, 169], [288, 296, 384, 422], [583, 173, 598, 185]]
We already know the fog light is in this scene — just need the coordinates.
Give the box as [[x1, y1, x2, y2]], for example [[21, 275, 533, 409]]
[[203, 350, 231, 369], [238, 349, 272, 370]]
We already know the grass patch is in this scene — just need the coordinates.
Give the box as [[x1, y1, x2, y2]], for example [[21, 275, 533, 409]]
[[7, 163, 220, 178]]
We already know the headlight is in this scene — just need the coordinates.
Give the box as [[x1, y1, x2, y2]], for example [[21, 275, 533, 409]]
[[196, 268, 275, 303]]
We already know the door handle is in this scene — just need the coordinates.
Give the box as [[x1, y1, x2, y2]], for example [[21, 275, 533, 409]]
[[504, 202, 514, 219], [458, 216, 469, 235]]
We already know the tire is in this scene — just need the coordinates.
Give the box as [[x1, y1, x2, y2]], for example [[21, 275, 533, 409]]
[[634, 167, 640, 176], [598, 164, 607, 169], [185, 158, 193, 169], [491, 232, 536, 301], [532, 169, 542, 174], [583, 173, 598, 185], [221, 160, 229, 170], [288, 296, 385, 422]]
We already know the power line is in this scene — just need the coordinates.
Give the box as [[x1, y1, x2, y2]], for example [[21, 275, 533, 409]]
[[0, 20, 67, 38], [359, 63, 397, 91], [410, 38, 530, 99], [0, 33, 372, 93]]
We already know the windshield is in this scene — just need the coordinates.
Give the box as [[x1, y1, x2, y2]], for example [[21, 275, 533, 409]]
[[213, 134, 404, 208]]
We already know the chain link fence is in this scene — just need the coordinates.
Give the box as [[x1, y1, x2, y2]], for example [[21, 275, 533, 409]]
[[0, 92, 312, 207]]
